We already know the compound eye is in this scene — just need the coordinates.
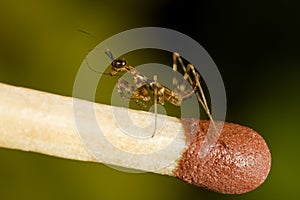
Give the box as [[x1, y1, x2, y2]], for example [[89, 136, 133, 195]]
[[113, 59, 127, 68]]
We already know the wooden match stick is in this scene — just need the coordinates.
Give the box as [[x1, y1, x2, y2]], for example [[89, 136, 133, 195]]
[[0, 82, 271, 194]]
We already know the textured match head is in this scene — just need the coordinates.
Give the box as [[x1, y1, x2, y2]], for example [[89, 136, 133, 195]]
[[175, 119, 271, 194]]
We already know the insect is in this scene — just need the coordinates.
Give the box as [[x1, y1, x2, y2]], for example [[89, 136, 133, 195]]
[[86, 50, 217, 137]]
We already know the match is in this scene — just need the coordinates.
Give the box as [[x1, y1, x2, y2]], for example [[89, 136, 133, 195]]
[[0, 82, 271, 194]]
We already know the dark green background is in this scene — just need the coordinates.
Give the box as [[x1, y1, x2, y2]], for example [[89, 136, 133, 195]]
[[0, 0, 299, 199]]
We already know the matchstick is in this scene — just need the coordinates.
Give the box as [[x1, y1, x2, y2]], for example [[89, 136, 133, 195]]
[[0, 82, 271, 194]]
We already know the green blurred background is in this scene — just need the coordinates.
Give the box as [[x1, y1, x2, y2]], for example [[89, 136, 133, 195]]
[[0, 0, 299, 199]]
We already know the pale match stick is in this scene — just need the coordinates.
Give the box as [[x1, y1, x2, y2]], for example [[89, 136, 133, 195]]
[[0, 82, 271, 194]]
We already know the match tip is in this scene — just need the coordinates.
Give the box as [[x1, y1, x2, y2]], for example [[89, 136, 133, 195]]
[[174, 119, 271, 194]]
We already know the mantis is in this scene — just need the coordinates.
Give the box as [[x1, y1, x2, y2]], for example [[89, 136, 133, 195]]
[[86, 50, 217, 137]]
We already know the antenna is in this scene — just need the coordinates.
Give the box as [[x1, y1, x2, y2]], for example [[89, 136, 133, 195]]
[[105, 49, 115, 61], [77, 29, 97, 38], [78, 29, 112, 76], [85, 59, 112, 75]]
